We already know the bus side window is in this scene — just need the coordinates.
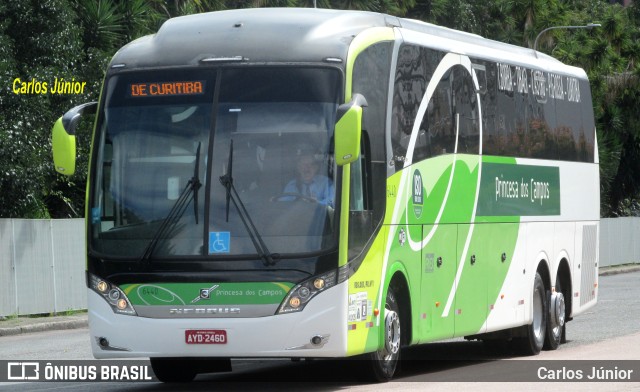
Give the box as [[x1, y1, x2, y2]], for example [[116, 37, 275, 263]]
[[414, 69, 454, 162], [101, 141, 115, 230], [348, 132, 374, 259], [350, 132, 372, 212], [578, 80, 595, 162], [349, 41, 392, 259], [391, 44, 429, 169], [452, 66, 480, 155]]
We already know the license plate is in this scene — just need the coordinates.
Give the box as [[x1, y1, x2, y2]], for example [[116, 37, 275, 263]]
[[185, 329, 227, 344]]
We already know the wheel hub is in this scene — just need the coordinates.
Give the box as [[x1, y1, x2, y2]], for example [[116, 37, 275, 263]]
[[532, 286, 544, 341], [384, 310, 401, 356], [550, 292, 565, 329]]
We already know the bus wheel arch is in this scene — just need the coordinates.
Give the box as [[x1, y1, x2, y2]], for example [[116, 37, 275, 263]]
[[535, 258, 552, 293]]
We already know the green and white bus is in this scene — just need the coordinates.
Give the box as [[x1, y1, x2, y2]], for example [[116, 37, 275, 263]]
[[52, 8, 599, 382]]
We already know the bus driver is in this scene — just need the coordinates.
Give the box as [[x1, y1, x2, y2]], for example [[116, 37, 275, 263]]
[[283, 150, 334, 207]]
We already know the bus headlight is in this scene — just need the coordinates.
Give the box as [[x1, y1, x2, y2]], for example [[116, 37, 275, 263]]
[[277, 264, 349, 314], [88, 273, 137, 316]]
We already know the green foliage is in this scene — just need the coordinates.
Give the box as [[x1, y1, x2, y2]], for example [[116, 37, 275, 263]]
[[3, 0, 640, 217], [561, 2, 640, 216], [0, 0, 164, 218], [0, 0, 84, 218], [76, 0, 125, 50], [119, 0, 166, 41]]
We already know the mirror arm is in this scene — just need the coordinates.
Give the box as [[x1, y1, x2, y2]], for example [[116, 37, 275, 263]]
[[62, 102, 98, 135], [336, 94, 368, 122]]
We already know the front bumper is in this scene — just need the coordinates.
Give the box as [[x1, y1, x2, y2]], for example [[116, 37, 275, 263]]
[[89, 281, 348, 359]]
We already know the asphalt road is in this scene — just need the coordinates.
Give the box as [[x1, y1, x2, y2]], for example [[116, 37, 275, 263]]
[[1, 271, 639, 391]]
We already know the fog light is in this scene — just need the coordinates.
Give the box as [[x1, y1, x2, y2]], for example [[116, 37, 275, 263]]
[[289, 297, 301, 308], [99, 337, 109, 347], [313, 278, 325, 290], [97, 281, 109, 293]]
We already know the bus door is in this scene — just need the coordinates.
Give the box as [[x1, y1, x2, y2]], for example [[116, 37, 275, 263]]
[[451, 61, 485, 337], [420, 223, 457, 342], [484, 222, 521, 332], [414, 58, 484, 341]]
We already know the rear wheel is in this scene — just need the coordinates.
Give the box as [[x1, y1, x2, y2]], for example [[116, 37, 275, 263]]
[[544, 277, 566, 350], [366, 284, 401, 381], [515, 272, 547, 355]]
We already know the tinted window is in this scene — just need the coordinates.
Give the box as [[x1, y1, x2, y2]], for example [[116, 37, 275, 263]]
[[350, 42, 392, 258], [391, 45, 431, 170]]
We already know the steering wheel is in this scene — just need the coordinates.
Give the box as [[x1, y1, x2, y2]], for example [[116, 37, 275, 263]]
[[270, 192, 321, 204]]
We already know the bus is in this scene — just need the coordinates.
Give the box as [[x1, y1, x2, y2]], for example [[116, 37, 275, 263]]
[[51, 7, 599, 382]]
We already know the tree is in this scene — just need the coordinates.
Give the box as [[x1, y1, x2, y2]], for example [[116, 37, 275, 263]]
[[567, 3, 640, 216], [3, 0, 640, 218], [0, 1, 85, 218]]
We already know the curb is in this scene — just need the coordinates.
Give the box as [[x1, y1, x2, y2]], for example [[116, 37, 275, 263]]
[[598, 264, 640, 276], [0, 317, 88, 337]]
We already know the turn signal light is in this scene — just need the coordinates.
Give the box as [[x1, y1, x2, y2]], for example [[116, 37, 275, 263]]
[[289, 297, 301, 308], [277, 269, 342, 314], [88, 273, 137, 316]]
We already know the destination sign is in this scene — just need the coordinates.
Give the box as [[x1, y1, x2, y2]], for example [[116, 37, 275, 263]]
[[129, 80, 205, 97], [496, 62, 581, 104]]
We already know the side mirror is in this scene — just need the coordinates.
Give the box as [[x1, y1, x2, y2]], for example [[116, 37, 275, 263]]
[[52, 102, 97, 175], [334, 94, 367, 166]]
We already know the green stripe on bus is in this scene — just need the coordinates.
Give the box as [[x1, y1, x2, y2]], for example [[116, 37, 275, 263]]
[[121, 282, 294, 306]]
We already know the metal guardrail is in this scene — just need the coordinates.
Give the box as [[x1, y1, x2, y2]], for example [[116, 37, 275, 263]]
[[599, 217, 640, 267], [0, 219, 86, 317]]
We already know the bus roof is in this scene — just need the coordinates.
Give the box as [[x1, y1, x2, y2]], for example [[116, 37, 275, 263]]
[[110, 8, 391, 69], [109, 7, 585, 78]]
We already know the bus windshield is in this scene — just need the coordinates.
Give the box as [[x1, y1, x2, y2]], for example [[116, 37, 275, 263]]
[[90, 67, 341, 259]]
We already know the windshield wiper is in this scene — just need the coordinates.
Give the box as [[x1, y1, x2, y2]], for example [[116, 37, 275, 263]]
[[193, 142, 202, 225], [139, 142, 202, 267], [219, 140, 278, 266]]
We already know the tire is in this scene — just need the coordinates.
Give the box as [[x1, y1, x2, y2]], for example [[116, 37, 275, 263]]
[[366, 284, 402, 381], [544, 277, 566, 350], [515, 272, 547, 355], [150, 358, 197, 383]]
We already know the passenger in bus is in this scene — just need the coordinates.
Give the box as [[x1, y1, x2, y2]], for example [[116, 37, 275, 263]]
[[282, 150, 334, 207]]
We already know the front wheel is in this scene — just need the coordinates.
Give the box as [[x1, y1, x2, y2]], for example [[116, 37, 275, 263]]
[[366, 284, 401, 381]]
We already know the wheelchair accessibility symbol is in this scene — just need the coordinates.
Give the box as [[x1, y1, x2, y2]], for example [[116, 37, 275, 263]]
[[209, 232, 230, 254]]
